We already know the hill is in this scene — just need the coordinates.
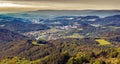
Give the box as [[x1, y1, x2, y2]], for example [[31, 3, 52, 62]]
[[0, 38, 97, 59], [0, 37, 120, 64], [100, 29, 120, 43], [0, 29, 27, 43], [0, 15, 50, 33]]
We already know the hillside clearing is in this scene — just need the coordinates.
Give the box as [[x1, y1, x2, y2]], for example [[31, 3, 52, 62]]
[[95, 39, 111, 45]]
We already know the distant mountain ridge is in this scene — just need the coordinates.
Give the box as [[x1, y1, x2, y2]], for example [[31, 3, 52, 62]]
[[0, 15, 50, 33]]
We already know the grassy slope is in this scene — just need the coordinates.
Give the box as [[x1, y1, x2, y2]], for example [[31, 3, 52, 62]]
[[96, 39, 111, 45]]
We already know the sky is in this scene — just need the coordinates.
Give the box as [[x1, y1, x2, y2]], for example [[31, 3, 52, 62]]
[[0, 0, 120, 12]]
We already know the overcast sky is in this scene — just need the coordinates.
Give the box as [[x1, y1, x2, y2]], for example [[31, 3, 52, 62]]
[[0, 0, 120, 12]]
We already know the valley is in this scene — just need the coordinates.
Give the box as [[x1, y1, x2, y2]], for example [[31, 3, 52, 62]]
[[0, 10, 120, 64]]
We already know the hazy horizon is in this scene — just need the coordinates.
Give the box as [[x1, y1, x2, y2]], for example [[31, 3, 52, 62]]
[[0, 0, 120, 13]]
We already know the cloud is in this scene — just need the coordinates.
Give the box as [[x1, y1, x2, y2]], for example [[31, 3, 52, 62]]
[[1, 0, 120, 6], [0, 0, 120, 11], [0, 2, 32, 7]]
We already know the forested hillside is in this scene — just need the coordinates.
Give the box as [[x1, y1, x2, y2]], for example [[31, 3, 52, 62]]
[[0, 29, 27, 43], [0, 36, 120, 64]]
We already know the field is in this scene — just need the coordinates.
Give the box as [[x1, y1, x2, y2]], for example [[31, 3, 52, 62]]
[[95, 39, 111, 45], [32, 41, 44, 46]]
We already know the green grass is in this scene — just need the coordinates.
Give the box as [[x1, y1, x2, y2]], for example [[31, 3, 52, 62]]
[[32, 41, 38, 45], [32, 41, 44, 46], [95, 39, 111, 45]]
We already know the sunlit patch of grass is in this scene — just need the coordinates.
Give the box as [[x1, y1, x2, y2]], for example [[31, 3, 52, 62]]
[[95, 39, 111, 45], [32, 41, 44, 46], [32, 41, 38, 45]]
